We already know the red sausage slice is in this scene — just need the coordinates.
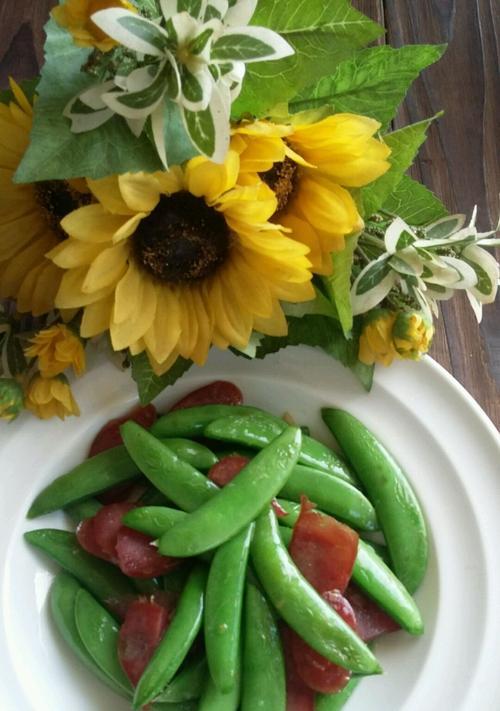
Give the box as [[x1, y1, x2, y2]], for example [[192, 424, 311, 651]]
[[116, 527, 180, 579], [289, 590, 356, 694], [92, 503, 135, 562], [282, 627, 315, 711], [345, 585, 400, 641], [208, 455, 250, 486], [76, 517, 108, 561], [169, 381, 243, 410], [89, 404, 157, 457], [290, 497, 359, 594], [118, 598, 172, 686]]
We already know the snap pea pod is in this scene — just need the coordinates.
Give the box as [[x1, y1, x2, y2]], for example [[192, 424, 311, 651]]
[[204, 413, 356, 484], [150, 405, 263, 438], [139, 487, 171, 506], [122, 506, 187, 538], [65, 497, 102, 522], [279, 525, 293, 548], [133, 564, 207, 710], [160, 438, 219, 470], [251, 509, 381, 675], [280, 464, 378, 531], [50, 572, 130, 699], [205, 524, 254, 693], [322, 408, 428, 593], [24, 529, 135, 612], [158, 428, 302, 557], [352, 540, 423, 635], [241, 582, 286, 711], [154, 656, 207, 703], [315, 677, 361, 710], [27, 447, 140, 519], [198, 670, 240, 711], [74, 588, 133, 696], [121, 422, 219, 512]]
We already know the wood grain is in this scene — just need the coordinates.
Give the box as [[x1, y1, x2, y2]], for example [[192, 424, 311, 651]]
[[0, 1, 498, 426]]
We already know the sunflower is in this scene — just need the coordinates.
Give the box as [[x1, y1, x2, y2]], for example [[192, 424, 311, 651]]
[[51, 0, 136, 52], [231, 114, 391, 275], [0, 79, 90, 315], [48, 152, 315, 374]]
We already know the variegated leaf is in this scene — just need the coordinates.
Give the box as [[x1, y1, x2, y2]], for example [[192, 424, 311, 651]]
[[92, 9, 170, 56], [424, 213, 466, 240], [183, 82, 229, 160], [179, 65, 213, 111], [384, 217, 417, 254], [151, 102, 168, 168], [224, 0, 258, 26], [204, 0, 229, 21], [351, 257, 398, 315], [211, 27, 294, 63], [462, 245, 499, 304]]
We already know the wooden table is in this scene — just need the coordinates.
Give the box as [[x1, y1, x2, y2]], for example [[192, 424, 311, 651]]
[[1, 0, 498, 426]]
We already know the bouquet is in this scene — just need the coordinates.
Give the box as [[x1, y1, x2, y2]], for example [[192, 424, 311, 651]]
[[0, 0, 498, 421]]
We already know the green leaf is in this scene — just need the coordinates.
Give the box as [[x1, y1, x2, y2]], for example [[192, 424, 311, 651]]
[[282, 287, 339, 320], [184, 104, 215, 156], [322, 234, 358, 337], [6, 335, 27, 377], [356, 115, 440, 219], [130, 352, 193, 405], [382, 176, 448, 226], [290, 44, 446, 130], [15, 19, 195, 183], [350, 359, 374, 391], [233, 0, 383, 118], [255, 314, 365, 380]]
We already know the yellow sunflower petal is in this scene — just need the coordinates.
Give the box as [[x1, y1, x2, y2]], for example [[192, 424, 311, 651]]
[[9, 78, 33, 116], [82, 242, 129, 293], [81, 294, 115, 338], [118, 173, 161, 213], [185, 151, 239, 202], [111, 270, 157, 350], [143, 285, 181, 365], [56, 266, 115, 308], [112, 213, 145, 243], [154, 167, 184, 195], [216, 183, 277, 225], [61, 204, 132, 242], [253, 300, 288, 337], [294, 173, 364, 234], [176, 288, 199, 358], [0, 211, 43, 262], [87, 175, 135, 215], [0, 234, 55, 297], [187, 287, 212, 366], [16, 262, 46, 313], [47, 239, 105, 269], [113, 261, 142, 324], [31, 262, 63, 316]]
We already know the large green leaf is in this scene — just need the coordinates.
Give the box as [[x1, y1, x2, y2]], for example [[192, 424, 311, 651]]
[[382, 175, 448, 226], [322, 234, 358, 337], [290, 44, 446, 130], [131, 352, 192, 405], [233, 0, 382, 118], [356, 115, 440, 219], [15, 20, 195, 183]]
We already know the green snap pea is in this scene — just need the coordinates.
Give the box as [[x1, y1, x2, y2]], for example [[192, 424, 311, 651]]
[[50, 572, 130, 699], [65, 498, 102, 523], [139, 487, 171, 506], [150, 405, 263, 438], [28, 447, 140, 518], [154, 656, 207, 703], [160, 438, 219, 470], [322, 408, 428, 593], [241, 582, 286, 711], [121, 422, 219, 512], [315, 677, 361, 710], [122, 506, 187, 538], [24, 529, 135, 613], [199, 671, 240, 711], [278, 525, 293, 547], [133, 564, 207, 710], [352, 540, 423, 635], [251, 509, 381, 675], [74, 588, 133, 696], [204, 413, 356, 484], [280, 464, 378, 531], [158, 428, 302, 557], [205, 524, 254, 693]]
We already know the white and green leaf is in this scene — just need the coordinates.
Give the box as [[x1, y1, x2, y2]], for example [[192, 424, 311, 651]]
[[384, 217, 417, 254], [462, 245, 499, 304], [212, 27, 294, 63], [183, 82, 229, 160], [179, 65, 213, 110], [351, 257, 398, 315], [92, 9, 170, 56], [224, 0, 258, 26], [424, 213, 466, 240]]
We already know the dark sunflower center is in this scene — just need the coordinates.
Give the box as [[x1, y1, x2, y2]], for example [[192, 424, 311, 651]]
[[260, 156, 298, 215], [133, 192, 230, 283], [35, 180, 91, 239]]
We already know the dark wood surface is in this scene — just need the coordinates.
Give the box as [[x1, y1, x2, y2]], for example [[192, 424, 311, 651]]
[[1, 0, 498, 427]]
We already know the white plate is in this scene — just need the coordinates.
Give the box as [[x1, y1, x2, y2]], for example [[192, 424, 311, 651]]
[[1, 348, 499, 711]]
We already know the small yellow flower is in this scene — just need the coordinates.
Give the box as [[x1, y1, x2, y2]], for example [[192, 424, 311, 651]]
[[25, 375, 80, 420], [358, 309, 398, 367], [0, 378, 24, 421], [393, 312, 434, 360], [25, 324, 86, 378], [52, 0, 136, 52]]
